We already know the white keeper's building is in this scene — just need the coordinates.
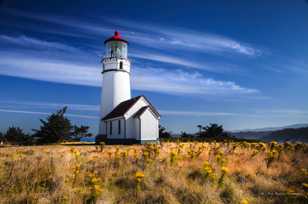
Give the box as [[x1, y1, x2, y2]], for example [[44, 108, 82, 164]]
[[98, 31, 160, 144]]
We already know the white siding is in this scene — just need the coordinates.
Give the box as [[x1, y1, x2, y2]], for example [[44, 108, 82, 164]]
[[125, 97, 149, 138], [139, 109, 159, 141], [99, 57, 131, 135], [107, 118, 125, 139], [103, 96, 159, 142], [134, 118, 140, 140]]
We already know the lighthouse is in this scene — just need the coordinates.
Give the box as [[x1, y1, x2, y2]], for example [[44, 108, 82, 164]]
[[99, 31, 160, 144], [99, 31, 131, 135]]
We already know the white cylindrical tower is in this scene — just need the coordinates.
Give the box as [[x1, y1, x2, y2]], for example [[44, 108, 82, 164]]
[[99, 31, 131, 135]]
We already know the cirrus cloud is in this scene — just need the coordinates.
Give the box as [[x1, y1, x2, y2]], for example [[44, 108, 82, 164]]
[[0, 52, 258, 96]]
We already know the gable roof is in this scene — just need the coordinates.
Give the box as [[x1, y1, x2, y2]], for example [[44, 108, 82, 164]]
[[102, 96, 141, 120], [133, 106, 149, 118], [133, 106, 160, 119], [102, 95, 160, 121], [140, 96, 160, 118]]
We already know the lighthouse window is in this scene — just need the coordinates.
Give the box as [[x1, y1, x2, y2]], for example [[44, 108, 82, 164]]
[[118, 120, 121, 134], [119, 61, 123, 69], [106, 41, 127, 58], [110, 122, 112, 134]]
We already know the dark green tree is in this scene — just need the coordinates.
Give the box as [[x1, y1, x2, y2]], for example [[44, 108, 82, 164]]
[[203, 123, 224, 138], [4, 127, 31, 145], [181, 131, 193, 138], [71, 125, 92, 140], [0, 131, 5, 144], [33, 107, 73, 144], [181, 131, 188, 137], [197, 125, 203, 136], [159, 125, 171, 139], [0, 132, 3, 140]]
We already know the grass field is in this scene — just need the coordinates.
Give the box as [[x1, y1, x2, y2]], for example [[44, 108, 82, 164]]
[[0, 141, 307, 204]]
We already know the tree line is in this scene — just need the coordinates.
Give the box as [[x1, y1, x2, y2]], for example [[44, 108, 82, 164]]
[[0, 107, 236, 145], [0, 107, 92, 145], [159, 123, 236, 141]]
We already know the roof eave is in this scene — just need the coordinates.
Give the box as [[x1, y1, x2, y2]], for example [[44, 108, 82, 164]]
[[102, 115, 125, 121]]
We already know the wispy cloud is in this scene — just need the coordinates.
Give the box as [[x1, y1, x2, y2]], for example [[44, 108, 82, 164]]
[[130, 51, 236, 73], [160, 109, 308, 118], [0, 34, 240, 74], [0, 101, 99, 112], [256, 109, 308, 116], [0, 52, 258, 95], [0, 35, 80, 52], [3, 100, 307, 120], [131, 52, 206, 70], [0, 9, 260, 96], [2, 8, 112, 38], [126, 31, 260, 57], [3, 8, 261, 57], [0, 108, 99, 119], [133, 67, 258, 95], [0, 107, 249, 118], [0, 100, 256, 118], [108, 18, 261, 57], [0, 54, 100, 87], [160, 110, 240, 117], [280, 59, 308, 75]]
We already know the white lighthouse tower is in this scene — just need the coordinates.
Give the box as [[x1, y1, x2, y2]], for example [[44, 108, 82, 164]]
[[98, 31, 160, 144], [99, 31, 131, 135]]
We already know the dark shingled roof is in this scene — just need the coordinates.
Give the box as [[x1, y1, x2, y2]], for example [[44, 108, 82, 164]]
[[102, 95, 160, 121], [102, 96, 142, 120]]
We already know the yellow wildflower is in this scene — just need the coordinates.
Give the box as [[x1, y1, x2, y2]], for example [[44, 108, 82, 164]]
[[241, 198, 249, 204], [135, 171, 145, 183], [221, 166, 229, 175], [94, 184, 103, 195]]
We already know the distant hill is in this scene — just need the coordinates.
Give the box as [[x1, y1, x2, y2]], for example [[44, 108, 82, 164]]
[[231, 131, 269, 140], [233, 123, 308, 132], [262, 127, 308, 142], [232, 124, 308, 142]]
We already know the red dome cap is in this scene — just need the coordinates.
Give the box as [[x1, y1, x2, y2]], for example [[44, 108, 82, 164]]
[[104, 31, 128, 44]]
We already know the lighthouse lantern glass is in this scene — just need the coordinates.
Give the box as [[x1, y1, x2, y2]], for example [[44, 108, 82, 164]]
[[106, 41, 127, 58]]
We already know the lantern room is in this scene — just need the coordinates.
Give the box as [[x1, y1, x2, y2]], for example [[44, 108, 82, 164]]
[[104, 31, 128, 59]]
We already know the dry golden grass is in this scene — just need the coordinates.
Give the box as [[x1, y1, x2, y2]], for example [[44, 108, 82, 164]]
[[0, 141, 307, 204]]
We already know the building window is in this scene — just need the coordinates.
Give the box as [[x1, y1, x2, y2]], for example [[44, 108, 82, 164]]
[[118, 120, 121, 134], [119, 61, 123, 69], [110, 122, 112, 135]]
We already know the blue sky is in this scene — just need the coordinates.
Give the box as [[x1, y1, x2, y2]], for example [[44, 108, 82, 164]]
[[0, 0, 308, 134]]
